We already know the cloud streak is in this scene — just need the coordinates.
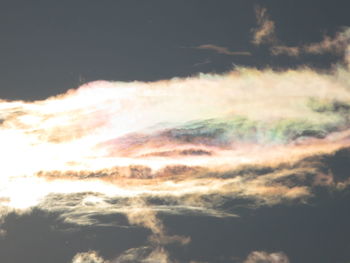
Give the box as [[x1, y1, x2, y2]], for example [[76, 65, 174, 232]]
[[252, 6, 350, 60], [252, 6, 276, 45], [195, 44, 251, 56], [244, 251, 290, 263], [271, 29, 350, 59]]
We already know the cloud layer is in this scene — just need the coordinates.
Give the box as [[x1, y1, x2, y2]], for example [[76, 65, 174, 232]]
[[2, 20, 350, 262], [0, 48, 350, 221]]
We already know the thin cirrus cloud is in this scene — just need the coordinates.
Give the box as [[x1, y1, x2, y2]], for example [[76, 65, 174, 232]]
[[243, 251, 290, 263], [193, 58, 212, 67], [193, 6, 350, 60], [270, 27, 350, 58], [252, 6, 350, 59], [251, 6, 276, 45], [115, 246, 172, 263], [195, 44, 251, 56]]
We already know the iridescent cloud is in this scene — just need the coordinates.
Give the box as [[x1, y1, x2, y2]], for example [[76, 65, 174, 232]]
[[1, 34, 350, 263]]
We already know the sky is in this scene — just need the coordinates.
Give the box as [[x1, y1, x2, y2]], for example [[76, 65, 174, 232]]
[[1, 1, 350, 263]]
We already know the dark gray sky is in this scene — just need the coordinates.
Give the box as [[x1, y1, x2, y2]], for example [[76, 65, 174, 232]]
[[1, 0, 350, 100]]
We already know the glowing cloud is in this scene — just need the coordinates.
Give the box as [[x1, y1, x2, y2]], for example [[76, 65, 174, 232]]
[[71, 251, 107, 263], [244, 251, 290, 263], [1, 57, 350, 220], [1, 25, 350, 263]]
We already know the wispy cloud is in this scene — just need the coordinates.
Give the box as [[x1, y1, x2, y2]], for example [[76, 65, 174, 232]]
[[252, 6, 350, 60], [244, 251, 290, 263], [271, 29, 350, 59], [193, 58, 212, 67], [71, 251, 107, 263], [195, 44, 251, 56], [115, 246, 172, 263], [252, 6, 276, 45]]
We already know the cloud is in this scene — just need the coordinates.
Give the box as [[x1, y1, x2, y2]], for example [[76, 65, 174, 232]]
[[252, 6, 276, 45], [0, 9, 349, 263], [270, 46, 301, 57], [27, 144, 350, 229], [115, 246, 172, 263], [271, 28, 350, 59], [71, 251, 108, 263], [193, 58, 212, 67], [0, 29, 349, 263], [124, 198, 190, 246], [113, 198, 189, 263], [252, 6, 350, 60], [0, 53, 350, 226], [195, 44, 251, 56], [243, 251, 290, 263]]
